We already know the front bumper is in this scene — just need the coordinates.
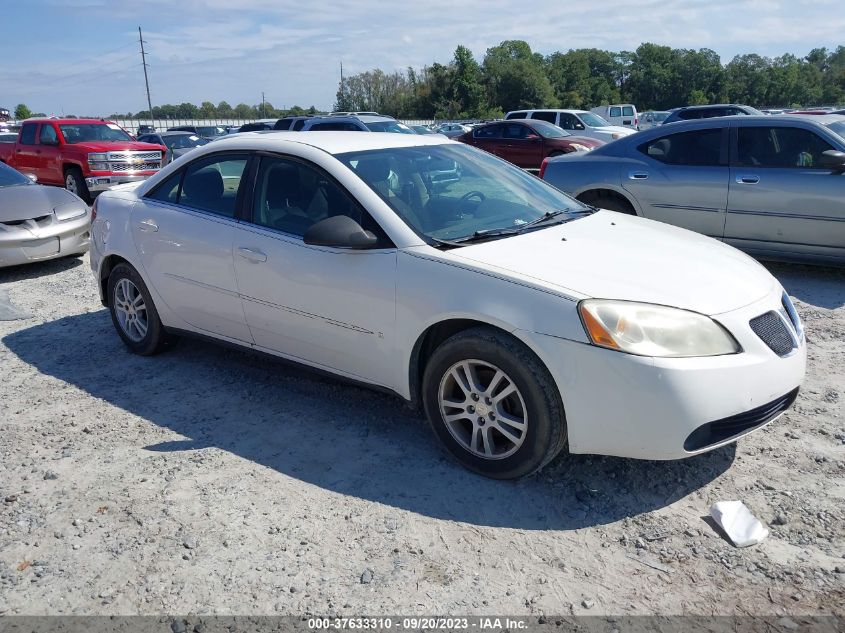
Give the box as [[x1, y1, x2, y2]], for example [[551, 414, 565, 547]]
[[519, 287, 806, 460], [85, 174, 151, 193], [0, 211, 91, 267]]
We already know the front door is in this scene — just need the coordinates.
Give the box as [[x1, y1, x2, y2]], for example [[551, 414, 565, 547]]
[[501, 123, 543, 168], [623, 126, 730, 238], [232, 155, 398, 387], [36, 123, 62, 185], [725, 123, 845, 261], [130, 153, 253, 342]]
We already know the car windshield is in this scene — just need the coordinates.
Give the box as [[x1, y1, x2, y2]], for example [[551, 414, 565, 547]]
[[196, 126, 225, 137], [824, 120, 845, 140], [529, 120, 571, 138], [578, 112, 611, 127], [652, 112, 670, 122], [165, 134, 210, 149], [364, 121, 415, 134], [59, 123, 133, 143], [0, 162, 32, 187], [337, 144, 588, 243]]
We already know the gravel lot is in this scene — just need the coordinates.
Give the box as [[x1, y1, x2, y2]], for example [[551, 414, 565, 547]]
[[0, 253, 843, 616]]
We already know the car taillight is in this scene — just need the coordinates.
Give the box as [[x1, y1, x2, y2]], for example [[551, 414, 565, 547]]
[[635, 117, 639, 127], [539, 157, 549, 179]]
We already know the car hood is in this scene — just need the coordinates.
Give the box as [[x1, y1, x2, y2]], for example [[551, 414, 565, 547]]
[[555, 136, 603, 148], [0, 184, 85, 222], [62, 141, 165, 152], [590, 125, 635, 135], [447, 210, 777, 315]]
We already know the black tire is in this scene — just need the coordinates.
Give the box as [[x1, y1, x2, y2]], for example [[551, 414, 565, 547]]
[[579, 190, 636, 215], [107, 263, 177, 355], [422, 327, 567, 479], [64, 166, 91, 203]]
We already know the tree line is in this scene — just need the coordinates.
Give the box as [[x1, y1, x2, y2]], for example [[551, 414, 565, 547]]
[[335, 41, 845, 119], [112, 101, 320, 120]]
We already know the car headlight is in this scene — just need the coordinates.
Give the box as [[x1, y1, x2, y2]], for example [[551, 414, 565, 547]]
[[569, 143, 591, 152], [578, 299, 741, 357], [88, 153, 109, 170]]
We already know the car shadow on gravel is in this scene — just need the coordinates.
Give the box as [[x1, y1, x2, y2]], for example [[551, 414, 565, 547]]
[[764, 262, 845, 309], [3, 309, 735, 531], [0, 255, 84, 284]]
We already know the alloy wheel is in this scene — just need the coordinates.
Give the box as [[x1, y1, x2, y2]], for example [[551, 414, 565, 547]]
[[113, 278, 148, 342], [437, 359, 528, 460]]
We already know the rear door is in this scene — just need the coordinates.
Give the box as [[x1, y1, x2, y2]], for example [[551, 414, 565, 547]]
[[131, 152, 254, 342], [622, 124, 730, 238], [12, 123, 39, 176], [471, 123, 504, 156], [725, 121, 845, 262]]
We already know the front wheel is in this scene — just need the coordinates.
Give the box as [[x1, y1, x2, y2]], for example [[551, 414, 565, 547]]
[[422, 327, 567, 479], [107, 263, 177, 355], [64, 167, 90, 203]]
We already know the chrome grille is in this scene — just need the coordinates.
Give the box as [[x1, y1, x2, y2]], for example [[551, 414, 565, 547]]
[[111, 162, 161, 172], [750, 311, 795, 356], [108, 151, 161, 161], [101, 150, 162, 173]]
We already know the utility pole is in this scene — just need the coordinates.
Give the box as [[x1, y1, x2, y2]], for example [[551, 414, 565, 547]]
[[261, 91, 265, 118], [139, 27, 154, 124], [340, 60, 345, 109]]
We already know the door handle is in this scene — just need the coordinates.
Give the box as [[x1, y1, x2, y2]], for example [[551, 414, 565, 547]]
[[238, 247, 267, 263], [628, 171, 649, 180], [136, 219, 159, 232], [736, 175, 759, 184]]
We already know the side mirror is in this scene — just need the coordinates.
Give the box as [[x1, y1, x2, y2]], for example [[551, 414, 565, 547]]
[[820, 150, 845, 172], [526, 133, 540, 140], [303, 215, 378, 249]]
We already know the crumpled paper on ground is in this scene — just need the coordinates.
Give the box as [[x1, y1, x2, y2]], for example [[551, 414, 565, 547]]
[[710, 500, 769, 547]]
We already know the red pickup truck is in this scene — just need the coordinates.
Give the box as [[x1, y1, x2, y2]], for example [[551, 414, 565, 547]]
[[0, 118, 166, 201]]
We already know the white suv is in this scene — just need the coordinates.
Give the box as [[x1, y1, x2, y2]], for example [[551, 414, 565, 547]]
[[505, 109, 636, 142]]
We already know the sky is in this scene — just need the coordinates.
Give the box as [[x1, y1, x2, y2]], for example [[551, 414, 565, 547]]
[[2, 0, 843, 116]]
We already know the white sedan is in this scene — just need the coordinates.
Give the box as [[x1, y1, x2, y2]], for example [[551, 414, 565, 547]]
[[89, 132, 805, 479]]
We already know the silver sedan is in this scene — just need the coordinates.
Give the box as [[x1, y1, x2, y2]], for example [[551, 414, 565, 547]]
[[0, 162, 90, 268], [541, 116, 845, 266]]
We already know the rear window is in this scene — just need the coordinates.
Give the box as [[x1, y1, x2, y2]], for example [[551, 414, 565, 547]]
[[530, 111, 557, 124], [622, 106, 634, 116], [610, 107, 622, 118], [19, 123, 37, 145]]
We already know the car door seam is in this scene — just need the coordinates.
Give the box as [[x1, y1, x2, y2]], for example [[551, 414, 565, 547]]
[[239, 292, 376, 335]]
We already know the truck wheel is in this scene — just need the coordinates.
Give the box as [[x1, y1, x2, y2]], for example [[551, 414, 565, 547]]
[[64, 167, 90, 203]]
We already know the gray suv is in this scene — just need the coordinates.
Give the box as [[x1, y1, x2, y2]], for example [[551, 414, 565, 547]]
[[541, 116, 845, 266], [299, 114, 415, 133], [662, 104, 762, 125]]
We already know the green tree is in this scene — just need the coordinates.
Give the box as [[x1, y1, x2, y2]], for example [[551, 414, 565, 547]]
[[451, 45, 485, 117], [216, 101, 234, 117], [14, 103, 32, 120], [482, 40, 555, 112], [199, 101, 216, 117]]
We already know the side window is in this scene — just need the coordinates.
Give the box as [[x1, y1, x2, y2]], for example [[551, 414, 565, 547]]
[[474, 125, 501, 139], [274, 120, 292, 130], [737, 126, 834, 169], [308, 122, 355, 131], [292, 120, 307, 131], [530, 111, 557, 124], [19, 123, 37, 145], [39, 124, 58, 144], [503, 124, 529, 139], [622, 106, 634, 117], [610, 107, 622, 118], [506, 112, 527, 119], [639, 129, 723, 166], [678, 110, 699, 120], [179, 155, 249, 217], [147, 170, 182, 203], [251, 156, 377, 239]]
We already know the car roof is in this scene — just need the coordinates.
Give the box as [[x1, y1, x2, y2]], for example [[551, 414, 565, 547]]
[[23, 118, 118, 125], [670, 104, 749, 111], [207, 130, 453, 154]]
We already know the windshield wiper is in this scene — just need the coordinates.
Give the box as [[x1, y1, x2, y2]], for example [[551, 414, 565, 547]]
[[429, 209, 592, 248]]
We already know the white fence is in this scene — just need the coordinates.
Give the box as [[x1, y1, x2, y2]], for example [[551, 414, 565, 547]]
[[110, 118, 437, 132]]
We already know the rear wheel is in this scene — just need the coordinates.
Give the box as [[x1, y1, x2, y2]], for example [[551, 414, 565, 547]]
[[107, 263, 177, 355], [422, 327, 567, 479], [578, 190, 636, 215], [64, 167, 90, 203]]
